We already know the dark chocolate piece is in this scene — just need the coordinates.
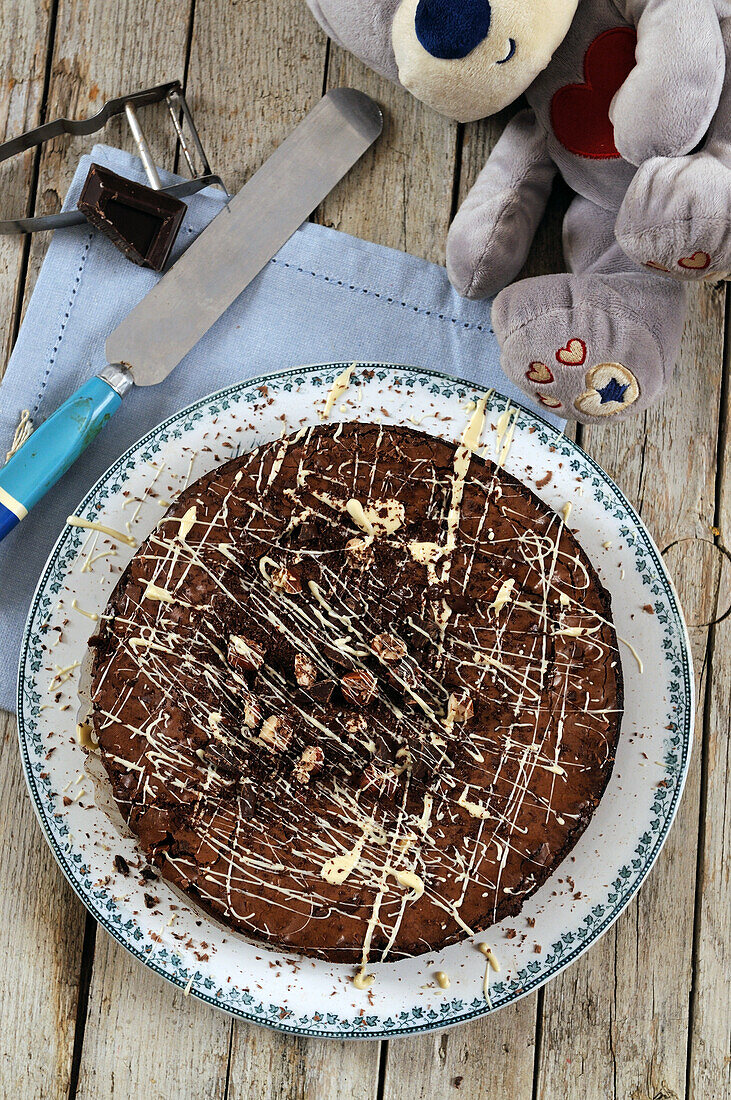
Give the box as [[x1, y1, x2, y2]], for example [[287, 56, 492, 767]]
[[113, 853, 129, 875], [90, 422, 623, 963], [77, 162, 186, 271]]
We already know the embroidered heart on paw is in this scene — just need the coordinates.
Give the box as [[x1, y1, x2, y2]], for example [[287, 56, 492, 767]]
[[537, 394, 562, 409], [526, 361, 554, 384], [678, 251, 711, 271], [556, 338, 587, 366], [551, 27, 637, 160]]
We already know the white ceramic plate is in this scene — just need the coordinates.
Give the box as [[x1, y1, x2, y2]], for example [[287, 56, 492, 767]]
[[18, 363, 693, 1038]]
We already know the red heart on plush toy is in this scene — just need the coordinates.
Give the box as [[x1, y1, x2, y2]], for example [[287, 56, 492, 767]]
[[551, 27, 637, 159], [537, 394, 563, 409], [678, 251, 711, 271], [526, 361, 554, 384], [556, 338, 587, 366]]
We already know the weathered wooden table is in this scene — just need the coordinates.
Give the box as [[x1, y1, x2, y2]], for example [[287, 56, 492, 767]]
[[1, 2, 728, 1097]]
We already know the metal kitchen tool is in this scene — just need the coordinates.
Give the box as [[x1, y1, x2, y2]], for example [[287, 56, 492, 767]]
[[0, 81, 226, 235], [0, 88, 383, 540]]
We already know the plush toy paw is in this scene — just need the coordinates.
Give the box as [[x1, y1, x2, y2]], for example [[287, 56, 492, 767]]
[[616, 154, 731, 282], [491, 273, 685, 423], [524, 348, 643, 422], [447, 198, 542, 299], [447, 201, 525, 299], [525, 358, 641, 418]]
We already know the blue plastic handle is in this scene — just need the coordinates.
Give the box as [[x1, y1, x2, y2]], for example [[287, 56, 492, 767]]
[[0, 376, 122, 541]]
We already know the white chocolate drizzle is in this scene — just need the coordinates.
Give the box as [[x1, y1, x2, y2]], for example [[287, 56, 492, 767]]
[[87, 415, 625, 974], [67, 515, 136, 546], [143, 583, 175, 603], [71, 599, 99, 622], [320, 363, 356, 420], [352, 968, 374, 990], [177, 506, 197, 543]]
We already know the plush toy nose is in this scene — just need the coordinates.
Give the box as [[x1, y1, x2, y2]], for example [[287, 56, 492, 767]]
[[414, 0, 492, 60]]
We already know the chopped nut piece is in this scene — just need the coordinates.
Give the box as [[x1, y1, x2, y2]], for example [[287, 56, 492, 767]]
[[341, 668, 378, 706], [302, 744, 324, 769], [294, 653, 318, 688], [241, 691, 262, 730], [344, 713, 368, 734], [392, 745, 412, 775], [447, 690, 474, 724], [271, 565, 302, 593], [259, 715, 293, 753], [359, 763, 398, 799], [228, 634, 266, 672], [292, 745, 325, 784], [344, 537, 374, 569], [372, 632, 407, 663]]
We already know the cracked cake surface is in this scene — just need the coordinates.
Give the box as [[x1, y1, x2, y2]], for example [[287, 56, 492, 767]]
[[89, 419, 623, 964]]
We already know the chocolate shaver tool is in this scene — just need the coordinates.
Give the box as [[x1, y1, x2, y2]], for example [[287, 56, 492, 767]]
[[0, 81, 227, 237]]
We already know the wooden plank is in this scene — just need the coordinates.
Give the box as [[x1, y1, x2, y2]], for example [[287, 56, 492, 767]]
[[0, 6, 88, 1100], [185, 0, 328, 197], [687, 346, 730, 1099], [227, 1028, 379, 1100], [188, 1, 459, 1089], [0, 0, 54, 373], [319, 48, 458, 264], [0, 709, 88, 1100], [535, 282, 726, 1099], [381, 1001, 538, 1100], [75, 928, 231, 1100], [381, 108, 576, 1099]]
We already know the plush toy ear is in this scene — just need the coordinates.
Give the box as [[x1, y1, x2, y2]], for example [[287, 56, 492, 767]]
[[304, 0, 401, 82], [414, 0, 491, 60]]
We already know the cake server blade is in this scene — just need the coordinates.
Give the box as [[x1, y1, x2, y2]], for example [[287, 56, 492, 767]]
[[0, 88, 382, 540], [106, 88, 382, 383]]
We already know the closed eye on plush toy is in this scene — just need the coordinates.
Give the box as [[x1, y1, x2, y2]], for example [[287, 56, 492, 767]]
[[497, 37, 516, 64]]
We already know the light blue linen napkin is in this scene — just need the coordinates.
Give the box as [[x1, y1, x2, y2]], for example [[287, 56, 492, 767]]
[[0, 143, 563, 712]]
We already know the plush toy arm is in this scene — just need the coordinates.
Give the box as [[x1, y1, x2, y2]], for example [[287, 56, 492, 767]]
[[446, 110, 556, 300], [612, 0, 725, 166]]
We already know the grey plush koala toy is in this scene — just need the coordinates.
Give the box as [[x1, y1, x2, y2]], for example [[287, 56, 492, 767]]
[[305, 0, 731, 422]]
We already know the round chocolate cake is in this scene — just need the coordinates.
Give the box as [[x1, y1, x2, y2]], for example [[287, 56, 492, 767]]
[[89, 420, 623, 965]]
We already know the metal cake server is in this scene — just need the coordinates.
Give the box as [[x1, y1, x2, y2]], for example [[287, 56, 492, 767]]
[[0, 88, 382, 540]]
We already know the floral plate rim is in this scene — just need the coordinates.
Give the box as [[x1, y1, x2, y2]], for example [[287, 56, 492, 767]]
[[17, 361, 694, 1038]]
